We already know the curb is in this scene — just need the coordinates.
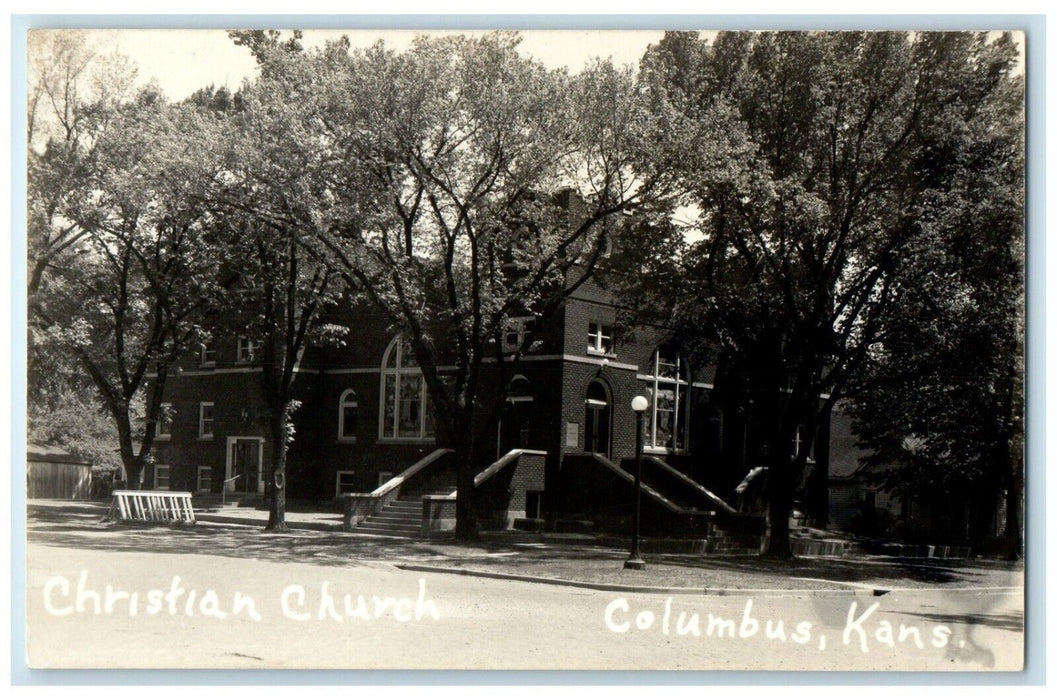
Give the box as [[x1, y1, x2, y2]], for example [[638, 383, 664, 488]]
[[394, 563, 873, 597]]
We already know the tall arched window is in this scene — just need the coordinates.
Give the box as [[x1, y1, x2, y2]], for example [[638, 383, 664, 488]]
[[643, 347, 690, 452], [379, 336, 435, 440], [338, 389, 358, 442]]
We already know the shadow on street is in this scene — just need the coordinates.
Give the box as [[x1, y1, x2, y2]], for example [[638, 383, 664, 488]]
[[26, 503, 1023, 590]]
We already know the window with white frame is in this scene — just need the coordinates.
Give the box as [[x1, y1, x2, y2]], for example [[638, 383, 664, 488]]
[[792, 424, 813, 460], [236, 338, 257, 363], [199, 402, 214, 439], [338, 389, 358, 441], [335, 470, 357, 496], [587, 321, 614, 355], [200, 342, 216, 366], [379, 336, 435, 440], [502, 317, 535, 354], [154, 464, 170, 490], [156, 404, 173, 440], [197, 466, 212, 493], [643, 347, 690, 452]]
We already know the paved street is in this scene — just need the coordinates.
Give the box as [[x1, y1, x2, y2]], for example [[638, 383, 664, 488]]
[[24, 507, 1023, 672]]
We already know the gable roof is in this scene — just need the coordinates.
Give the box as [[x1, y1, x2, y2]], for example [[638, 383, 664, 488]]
[[27, 443, 92, 466]]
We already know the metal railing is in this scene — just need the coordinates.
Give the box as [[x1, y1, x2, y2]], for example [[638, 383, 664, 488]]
[[221, 474, 243, 506]]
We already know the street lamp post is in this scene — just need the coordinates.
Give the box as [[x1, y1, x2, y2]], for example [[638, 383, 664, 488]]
[[625, 395, 649, 570]]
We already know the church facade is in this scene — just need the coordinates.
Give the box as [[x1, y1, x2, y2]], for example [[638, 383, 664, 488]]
[[147, 268, 832, 535]]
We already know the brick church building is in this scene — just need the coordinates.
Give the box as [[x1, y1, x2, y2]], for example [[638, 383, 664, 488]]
[[147, 226, 832, 540]]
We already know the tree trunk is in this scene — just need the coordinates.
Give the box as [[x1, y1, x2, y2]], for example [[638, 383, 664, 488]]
[[113, 408, 144, 490], [1002, 452, 1023, 561], [763, 463, 794, 559], [453, 429, 479, 542], [265, 427, 289, 532], [1002, 343, 1025, 560], [968, 481, 999, 548]]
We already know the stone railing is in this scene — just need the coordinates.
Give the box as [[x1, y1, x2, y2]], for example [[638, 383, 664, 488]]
[[342, 448, 453, 531], [423, 449, 548, 534]]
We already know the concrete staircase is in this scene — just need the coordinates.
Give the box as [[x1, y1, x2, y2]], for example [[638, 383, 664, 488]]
[[192, 492, 267, 512], [705, 526, 764, 555], [354, 484, 456, 538]]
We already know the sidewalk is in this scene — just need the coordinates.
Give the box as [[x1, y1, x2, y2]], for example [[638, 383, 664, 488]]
[[27, 499, 1025, 595], [196, 504, 345, 532]]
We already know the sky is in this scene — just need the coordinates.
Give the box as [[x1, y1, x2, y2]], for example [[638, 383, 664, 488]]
[[77, 29, 672, 102], [35, 27, 1024, 104]]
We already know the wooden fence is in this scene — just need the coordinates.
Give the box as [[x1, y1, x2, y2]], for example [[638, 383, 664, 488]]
[[27, 461, 92, 500]]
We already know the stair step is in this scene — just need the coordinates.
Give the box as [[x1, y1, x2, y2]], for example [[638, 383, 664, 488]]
[[358, 521, 419, 529], [357, 526, 420, 536], [406, 486, 456, 494]]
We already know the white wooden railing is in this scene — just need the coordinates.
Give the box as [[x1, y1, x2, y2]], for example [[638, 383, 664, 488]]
[[112, 490, 196, 523]]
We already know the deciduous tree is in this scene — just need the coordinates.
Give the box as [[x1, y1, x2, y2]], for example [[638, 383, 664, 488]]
[[306, 33, 701, 539], [29, 82, 221, 488], [625, 30, 1023, 557]]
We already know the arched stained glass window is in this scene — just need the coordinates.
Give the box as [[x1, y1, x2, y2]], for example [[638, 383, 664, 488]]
[[380, 336, 434, 440]]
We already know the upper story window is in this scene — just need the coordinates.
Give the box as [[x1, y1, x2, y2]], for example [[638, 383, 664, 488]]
[[236, 338, 257, 364], [379, 336, 435, 441], [199, 342, 216, 367], [502, 317, 535, 354], [587, 321, 613, 356], [339, 389, 358, 442], [643, 347, 690, 452], [156, 403, 173, 440], [199, 402, 215, 439]]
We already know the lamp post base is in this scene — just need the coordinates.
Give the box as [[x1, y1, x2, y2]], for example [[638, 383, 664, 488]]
[[623, 557, 646, 570]]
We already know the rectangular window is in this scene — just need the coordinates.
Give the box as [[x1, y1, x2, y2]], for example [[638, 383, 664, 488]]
[[791, 424, 815, 459], [154, 464, 170, 491], [200, 342, 216, 366], [651, 387, 676, 449], [199, 402, 214, 439], [398, 375, 423, 438], [382, 374, 397, 437], [657, 351, 679, 380], [526, 491, 543, 519], [156, 404, 173, 440], [335, 471, 357, 497], [587, 322, 613, 355], [197, 466, 212, 493], [339, 391, 358, 442], [237, 338, 256, 363], [502, 317, 535, 353], [645, 349, 689, 453]]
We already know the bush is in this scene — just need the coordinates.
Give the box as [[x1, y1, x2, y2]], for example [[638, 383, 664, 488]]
[[847, 500, 897, 539]]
